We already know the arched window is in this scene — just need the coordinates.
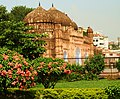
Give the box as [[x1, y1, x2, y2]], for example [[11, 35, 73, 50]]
[[63, 51, 68, 62], [76, 48, 82, 64]]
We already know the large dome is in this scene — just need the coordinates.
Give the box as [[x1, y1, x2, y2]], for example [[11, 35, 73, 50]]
[[48, 6, 73, 26], [71, 21, 78, 30], [87, 27, 93, 33], [24, 6, 53, 23], [24, 5, 78, 28]]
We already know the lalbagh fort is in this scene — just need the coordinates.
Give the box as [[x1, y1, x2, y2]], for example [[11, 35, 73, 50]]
[[0, 2, 120, 98], [24, 4, 94, 64]]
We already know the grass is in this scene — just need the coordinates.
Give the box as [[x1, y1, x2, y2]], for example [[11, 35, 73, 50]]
[[35, 79, 120, 89]]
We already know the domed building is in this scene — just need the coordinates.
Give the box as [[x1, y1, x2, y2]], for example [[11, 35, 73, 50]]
[[24, 4, 94, 64]]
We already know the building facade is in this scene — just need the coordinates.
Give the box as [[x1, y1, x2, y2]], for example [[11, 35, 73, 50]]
[[93, 33, 108, 49], [24, 5, 94, 64]]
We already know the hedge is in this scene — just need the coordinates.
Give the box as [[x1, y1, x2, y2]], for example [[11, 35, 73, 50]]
[[35, 88, 108, 99], [105, 85, 120, 99], [1, 86, 120, 99]]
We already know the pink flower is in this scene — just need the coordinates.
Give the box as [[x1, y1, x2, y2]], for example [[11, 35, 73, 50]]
[[18, 63, 22, 68], [30, 82, 36, 87], [64, 69, 72, 74], [23, 61, 28, 66], [8, 62, 14, 67], [8, 70, 12, 75], [37, 66, 43, 70], [30, 66, 33, 70], [13, 55, 20, 60], [48, 65, 52, 69], [25, 69, 31, 77], [16, 68, 21, 74], [12, 81, 17, 86], [8, 75, 12, 78], [40, 62, 44, 65], [0, 64, 3, 68], [16, 77, 19, 81], [3, 54, 9, 60], [26, 77, 30, 80], [54, 62, 58, 64], [14, 63, 19, 69], [14, 63, 22, 69], [19, 85, 24, 90], [31, 76, 34, 80], [60, 66, 63, 70], [20, 82, 22, 86], [63, 63, 67, 68], [22, 78, 26, 83], [1, 70, 7, 76], [33, 70, 38, 75], [48, 62, 52, 65], [20, 71, 25, 76]]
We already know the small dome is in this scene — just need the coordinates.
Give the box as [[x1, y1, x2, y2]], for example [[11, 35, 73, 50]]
[[24, 6, 53, 23], [48, 6, 72, 26], [87, 27, 93, 33], [71, 21, 78, 30]]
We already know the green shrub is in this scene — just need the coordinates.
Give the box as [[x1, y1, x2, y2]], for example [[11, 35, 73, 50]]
[[0, 88, 109, 99], [32, 57, 72, 88], [64, 64, 84, 81], [105, 85, 120, 99], [0, 89, 36, 99], [35, 88, 108, 99], [116, 59, 120, 71], [0, 48, 37, 93], [84, 54, 105, 80]]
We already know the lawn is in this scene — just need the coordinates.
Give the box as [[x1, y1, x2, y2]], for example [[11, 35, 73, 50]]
[[35, 79, 120, 89]]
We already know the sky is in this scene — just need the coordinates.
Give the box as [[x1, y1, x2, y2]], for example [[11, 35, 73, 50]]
[[0, 0, 120, 41]]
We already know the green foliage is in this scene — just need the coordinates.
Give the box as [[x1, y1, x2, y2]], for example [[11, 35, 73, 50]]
[[64, 55, 105, 81], [32, 57, 72, 88], [0, 21, 47, 60], [83, 31, 88, 36], [21, 33, 47, 60], [84, 54, 105, 80], [0, 88, 108, 99], [0, 89, 36, 99], [65, 64, 84, 81], [116, 59, 120, 71], [109, 43, 120, 50], [35, 88, 108, 99], [0, 5, 10, 21], [0, 5, 47, 60], [10, 6, 34, 22], [0, 48, 38, 93], [0, 21, 30, 49], [105, 85, 120, 99]]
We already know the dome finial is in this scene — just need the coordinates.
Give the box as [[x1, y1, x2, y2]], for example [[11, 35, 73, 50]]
[[39, 2, 41, 6], [52, 3, 54, 7]]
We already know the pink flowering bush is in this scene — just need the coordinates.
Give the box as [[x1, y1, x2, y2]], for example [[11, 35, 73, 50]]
[[32, 57, 72, 88], [0, 48, 37, 93]]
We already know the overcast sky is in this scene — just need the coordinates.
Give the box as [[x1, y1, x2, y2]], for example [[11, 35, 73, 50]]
[[0, 0, 120, 41]]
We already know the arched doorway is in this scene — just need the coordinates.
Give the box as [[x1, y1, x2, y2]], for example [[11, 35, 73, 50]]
[[76, 48, 82, 65], [63, 51, 68, 62]]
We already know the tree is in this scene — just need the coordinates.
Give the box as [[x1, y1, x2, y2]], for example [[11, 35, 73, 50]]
[[10, 6, 34, 22], [109, 43, 119, 50], [84, 54, 105, 80], [0, 5, 10, 21], [0, 21, 47, 60]]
